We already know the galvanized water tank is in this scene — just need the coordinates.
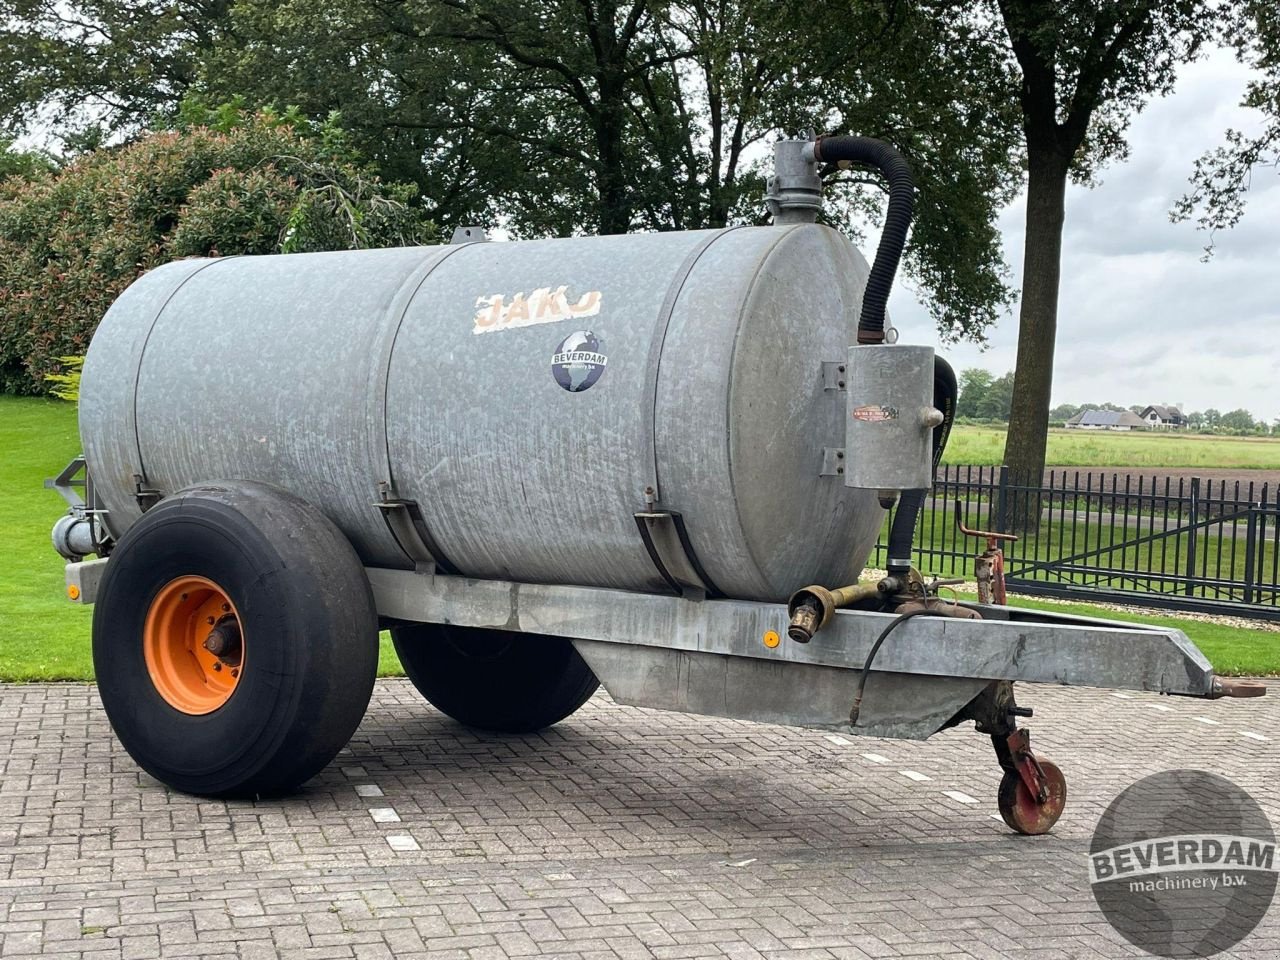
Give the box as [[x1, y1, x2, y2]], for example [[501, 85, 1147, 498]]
[[80, 223, 885, 600]]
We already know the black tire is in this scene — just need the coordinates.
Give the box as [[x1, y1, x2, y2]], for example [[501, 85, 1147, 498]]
[[390, 624, 599, 733], [93, 481, 378, 798]]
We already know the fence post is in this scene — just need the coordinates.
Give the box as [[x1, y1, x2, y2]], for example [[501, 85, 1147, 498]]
[[1244, 507, 1258, 605], [996, 464, 1010, 533], [1184, 476, 1199, 597]]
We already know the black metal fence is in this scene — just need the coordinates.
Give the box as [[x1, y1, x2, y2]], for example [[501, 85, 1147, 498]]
[[870, 465, 1280, 620]]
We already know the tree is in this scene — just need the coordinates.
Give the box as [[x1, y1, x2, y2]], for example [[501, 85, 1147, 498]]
[[988, 370, 1016, 421], [1049, 402, 1083, 421], [975, 0, 1233, 500], [1219, 408, 1257, 432], [958, 368, 997, 418], [957, 367, 1015, 420], [0, 2, 234, 144], [0, 112, 434, 394], [1174, 1, 1280, 249], [0, 139, 55, 180]]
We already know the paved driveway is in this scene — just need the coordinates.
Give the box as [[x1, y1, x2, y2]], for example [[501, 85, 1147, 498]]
[[1, 680, 1277, 959]]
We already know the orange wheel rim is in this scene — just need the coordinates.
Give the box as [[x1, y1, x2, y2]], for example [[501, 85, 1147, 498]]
[[143, 575, 244, 714]]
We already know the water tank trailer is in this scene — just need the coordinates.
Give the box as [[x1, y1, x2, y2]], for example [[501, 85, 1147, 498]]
[[50, 136, 1263, 834]]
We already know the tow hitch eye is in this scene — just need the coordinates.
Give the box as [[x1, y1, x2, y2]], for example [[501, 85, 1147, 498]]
[[1211, 677, 1266, 699]]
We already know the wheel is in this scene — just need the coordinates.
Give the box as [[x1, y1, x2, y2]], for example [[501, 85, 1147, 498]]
[[390, 624, 598, 733], [93, 481, 379, 797], [998, 758, 1067, 835]]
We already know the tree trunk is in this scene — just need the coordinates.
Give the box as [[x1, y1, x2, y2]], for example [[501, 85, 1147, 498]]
[[1003, 144, 1069, 531], [595, 65, 631, 235]]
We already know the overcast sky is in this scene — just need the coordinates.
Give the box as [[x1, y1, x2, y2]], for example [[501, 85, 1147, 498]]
[[888, 47, 1280, 423]]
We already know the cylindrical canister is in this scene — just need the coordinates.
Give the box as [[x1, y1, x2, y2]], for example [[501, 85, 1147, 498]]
[[80, 224, 889, 602], [844, 344, 939, 491]]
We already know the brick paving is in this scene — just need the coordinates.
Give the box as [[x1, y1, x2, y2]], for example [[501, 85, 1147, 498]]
[[1, 679, 1277, 959]]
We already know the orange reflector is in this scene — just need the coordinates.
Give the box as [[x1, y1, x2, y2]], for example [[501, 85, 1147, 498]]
[[763, 630, 780, 648], [67, 583, 81, 601]]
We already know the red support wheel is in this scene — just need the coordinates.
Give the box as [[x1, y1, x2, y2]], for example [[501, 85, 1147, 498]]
[[998, 758, 1067, 835]]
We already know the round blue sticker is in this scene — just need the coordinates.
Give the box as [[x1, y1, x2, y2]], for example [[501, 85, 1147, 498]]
[[551, 330, 608, 392]]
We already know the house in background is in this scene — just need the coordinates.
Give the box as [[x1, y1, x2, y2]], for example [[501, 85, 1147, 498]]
[[1064, 409, 1149, 431], [1140, 404, 1187, 429]]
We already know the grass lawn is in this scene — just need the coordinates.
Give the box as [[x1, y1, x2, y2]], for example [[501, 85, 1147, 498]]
[[945, 425, 1280, 470], [0, 394, 1275, 679]]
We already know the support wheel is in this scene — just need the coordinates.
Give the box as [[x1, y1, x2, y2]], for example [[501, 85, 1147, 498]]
[[390, 624, 598, 733], [998, 758, 1067, 835], [93, 482, 379, 798]]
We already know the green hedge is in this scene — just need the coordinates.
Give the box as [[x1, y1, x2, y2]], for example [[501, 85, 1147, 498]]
[[0, 116, 436, 395]]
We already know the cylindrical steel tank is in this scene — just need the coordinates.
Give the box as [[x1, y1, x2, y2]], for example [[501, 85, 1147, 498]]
[[80, 223, 886, 601]]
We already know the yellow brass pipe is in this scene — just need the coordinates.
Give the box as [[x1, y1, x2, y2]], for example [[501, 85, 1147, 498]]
[[785, 581, 882, 643]]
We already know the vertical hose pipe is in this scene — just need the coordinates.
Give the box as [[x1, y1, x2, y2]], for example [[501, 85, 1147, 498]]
[[812, 136, 915, 345]]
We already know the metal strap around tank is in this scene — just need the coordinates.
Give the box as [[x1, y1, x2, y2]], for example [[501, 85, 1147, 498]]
[[368, 243, 477, 572], [640, 227, 746, 509], [635, 227, 749, 599], [128, 258, 236, 504]]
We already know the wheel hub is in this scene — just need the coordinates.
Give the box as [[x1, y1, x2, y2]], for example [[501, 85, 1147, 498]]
[[143, 575, 244, 714]]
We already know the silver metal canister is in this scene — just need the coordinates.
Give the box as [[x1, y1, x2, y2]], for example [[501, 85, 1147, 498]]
[[844, 344, 941, 491]]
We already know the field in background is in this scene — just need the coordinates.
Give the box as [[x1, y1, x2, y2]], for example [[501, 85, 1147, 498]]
[[944, 425, 1280, 470], [1, 395, 1276, 677]]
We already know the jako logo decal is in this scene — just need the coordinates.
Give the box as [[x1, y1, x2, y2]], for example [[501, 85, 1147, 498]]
[[473, 286, 602, 334], [551, 331, 608, 392]]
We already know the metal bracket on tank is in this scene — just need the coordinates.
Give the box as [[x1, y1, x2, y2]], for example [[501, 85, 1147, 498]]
[[46, 455, 87, 508], [821, 361, 847, 392], [634, 511, 722, 601], [819, 448, 846, 477], [449, 225, 488, 244], [132, 473, 162, 512], [373, 482, 457, 575]]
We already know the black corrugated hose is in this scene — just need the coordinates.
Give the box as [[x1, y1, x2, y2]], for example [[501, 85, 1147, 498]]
[[884, 356, 957, 574], [812, 136, 915, 345]]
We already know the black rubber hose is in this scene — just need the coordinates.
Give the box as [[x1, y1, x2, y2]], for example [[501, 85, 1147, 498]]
[[885, 356, 958, 574], [849, 607, 945, 726], [813, 136, 915, 344]]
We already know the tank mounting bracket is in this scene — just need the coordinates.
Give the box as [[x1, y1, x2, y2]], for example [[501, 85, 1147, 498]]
[[821, 361, 847, 392], [634, 511, 722, 601], [373, 482, 457, 575], [819, 448, 846, 477], [132, 473, 162, 512]]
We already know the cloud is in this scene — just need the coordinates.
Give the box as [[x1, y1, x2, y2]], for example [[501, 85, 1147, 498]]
[[891, 47, 1280, 422]]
